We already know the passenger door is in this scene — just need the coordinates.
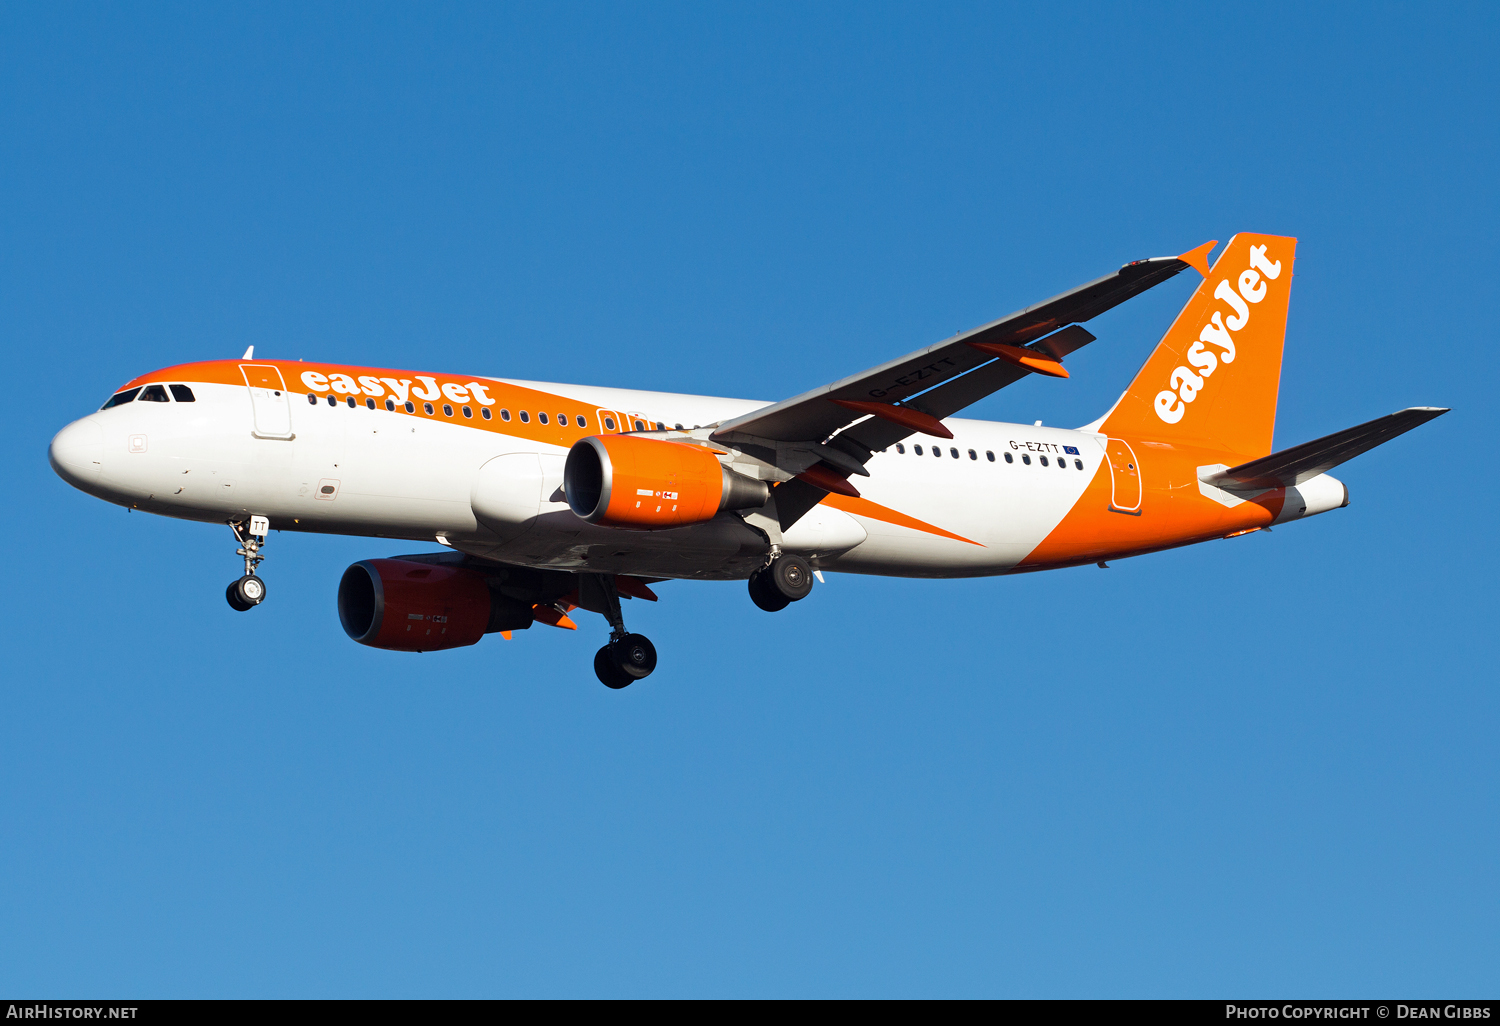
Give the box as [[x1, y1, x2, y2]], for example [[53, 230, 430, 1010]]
[[240, 364, 295, 440], [1106, 438, 1141, 514]]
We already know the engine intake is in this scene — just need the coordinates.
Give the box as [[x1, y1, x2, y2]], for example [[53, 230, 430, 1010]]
[[338, 558, 532, 652], [564, 435, 769, 529]]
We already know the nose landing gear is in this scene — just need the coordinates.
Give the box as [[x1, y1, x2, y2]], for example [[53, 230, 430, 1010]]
[[748, 552, 815, 612], [225, 516, 270, 612], [583, 574, 657, 689]]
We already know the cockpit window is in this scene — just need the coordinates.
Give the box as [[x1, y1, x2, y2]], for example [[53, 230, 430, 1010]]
[[101, 388, 140, 409], [139, 384, 170, 402], [169, 384, 196, 402]]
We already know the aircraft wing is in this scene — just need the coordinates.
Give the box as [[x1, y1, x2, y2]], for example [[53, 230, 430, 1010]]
[[1202, 407, 1450, 490], [709, 247, 1209, 481]]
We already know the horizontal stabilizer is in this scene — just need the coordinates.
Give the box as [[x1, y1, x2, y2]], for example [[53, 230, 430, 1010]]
[[1203, 407, 1449, 490]]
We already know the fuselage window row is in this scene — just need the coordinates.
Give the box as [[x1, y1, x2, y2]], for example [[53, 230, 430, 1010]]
[[891, 442, 1083, 471], [305, 393, 599, 429]]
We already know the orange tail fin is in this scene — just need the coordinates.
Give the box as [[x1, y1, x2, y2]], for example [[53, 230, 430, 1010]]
[[1098, 233, 1297, 460]]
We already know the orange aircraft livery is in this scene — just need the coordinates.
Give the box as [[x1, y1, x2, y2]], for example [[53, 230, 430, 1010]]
[[48, 234, 1446, 687]]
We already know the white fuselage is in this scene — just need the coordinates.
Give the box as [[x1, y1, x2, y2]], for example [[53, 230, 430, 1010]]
[[50, 376, 1108, 581]]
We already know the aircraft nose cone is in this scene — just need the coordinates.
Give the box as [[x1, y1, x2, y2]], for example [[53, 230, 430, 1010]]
[[49, 417, 104, 487]]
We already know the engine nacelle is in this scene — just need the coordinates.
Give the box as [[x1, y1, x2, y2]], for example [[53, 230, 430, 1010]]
[[337, 558, 531, 652], [564, 434, 769, 529]]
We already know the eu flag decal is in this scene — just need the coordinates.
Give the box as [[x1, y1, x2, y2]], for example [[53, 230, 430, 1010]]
[[1063, 445, 1080, 455]]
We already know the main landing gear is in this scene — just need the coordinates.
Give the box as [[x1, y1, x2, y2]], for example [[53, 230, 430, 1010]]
[[585, 574, 658, 690], [748, 552, 815, 612], [225, 516, 270, 612]]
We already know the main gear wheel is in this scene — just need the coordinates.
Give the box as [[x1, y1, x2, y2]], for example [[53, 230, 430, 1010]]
[[748, 554, 815, 611], [594, 633, 657, 688]]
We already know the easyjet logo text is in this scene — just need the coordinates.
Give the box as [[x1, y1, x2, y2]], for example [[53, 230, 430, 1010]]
[[1154, 245, 1282, 424], [298, 370, 496, 407]]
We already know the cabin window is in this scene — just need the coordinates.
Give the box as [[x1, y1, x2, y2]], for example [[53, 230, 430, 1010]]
[[499, 409, 510, 421], [345, 397, 356, 408], [101, 388, 140, 409], [519, 411, 530, 423], [655, 422, 666, 430], [441, 404, 452, 417], [307, 393, 317, 404], [423, 402, 434, 415], [481, 407, 492, 420], [604, 416, 616, 431], [674, 423, 684, 430], [462, 406, 473, 418], [913, 444, 923, 456], [895, 443, 905, 454], [538, 412, 549, 425], [1074, 459, 1084, 470], [633, 419, 645, 431], [986, 451, 995, 462], [1040, 455, 1049, 467], [404, 401, 415, 413], [949, 447, 959, 459], [1022, 454, 1031, 465], [138, 384, 169, 402], [968, 449, 977, 460], [933, 446, 941, 457], [385, 398, 396, 411], [362, 398, 373, 410], [169, 385, 195, 402], [327, 396, 337, 407]]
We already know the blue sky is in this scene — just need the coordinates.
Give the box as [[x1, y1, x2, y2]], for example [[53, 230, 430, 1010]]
[[2, 2, 1496, 997]]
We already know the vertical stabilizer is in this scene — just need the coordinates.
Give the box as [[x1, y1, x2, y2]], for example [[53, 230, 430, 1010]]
[[1099, 234, 1296, 459]]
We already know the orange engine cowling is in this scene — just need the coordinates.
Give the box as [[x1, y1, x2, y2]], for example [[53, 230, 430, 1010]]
[[338, 558, 529, 652], [564, 434, 769, 529]]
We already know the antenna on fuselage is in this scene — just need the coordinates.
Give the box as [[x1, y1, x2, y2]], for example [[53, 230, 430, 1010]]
[[242, 345, 254, 360]]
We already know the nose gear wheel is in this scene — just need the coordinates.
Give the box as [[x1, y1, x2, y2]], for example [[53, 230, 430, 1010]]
[[227, 574, 266, 610], [225, 516, 270, 612]]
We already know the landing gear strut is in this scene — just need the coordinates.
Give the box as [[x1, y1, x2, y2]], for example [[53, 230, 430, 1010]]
[[225, 516, 270, 612], [748, 552, 814, 612], [584, 574, 657, 689]]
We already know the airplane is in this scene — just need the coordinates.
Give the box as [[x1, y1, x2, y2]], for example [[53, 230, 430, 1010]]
[[48, 233, 1446, 688]]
